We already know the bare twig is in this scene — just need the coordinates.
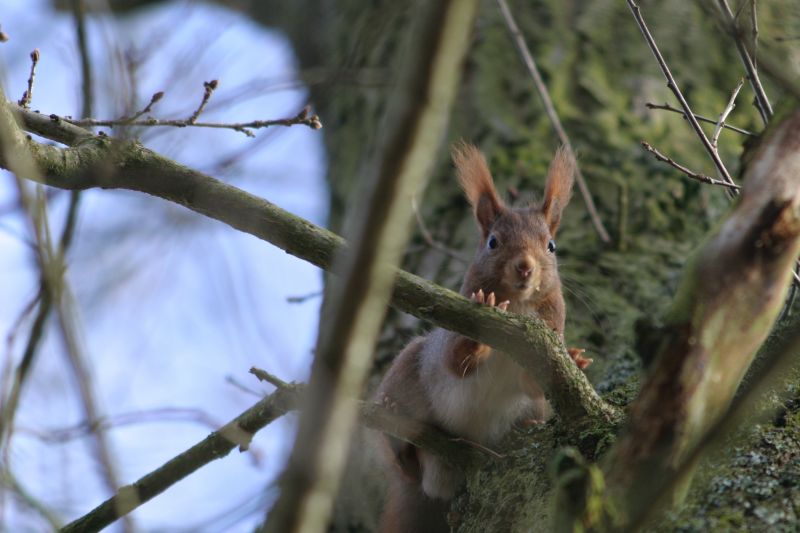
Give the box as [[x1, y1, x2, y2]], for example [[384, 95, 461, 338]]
[[188, 79, 218, 123], [17, 49, 39, 109], [750, 0, 758, 69], [249, 366, 290, 389], [603, 110, 800, 530], [65, 105, 322, 138], [628, 0, 737, 191], [1, 468, 62, 529], [711, 79, 744, 149], [61, 383, 304, 533], [127, 91, 164, 122], [645, 102, 754, 136], [411, 197, 468, 263], [716, 0, 773, 124], [61, 372, 483, 533], [641, 142, 740, 190], [14, 181, 124, 502], [286, 290, 323, 304], [4, 98, 615, 423], [496, 0, 611, 244], [18, 407, 221, 443]]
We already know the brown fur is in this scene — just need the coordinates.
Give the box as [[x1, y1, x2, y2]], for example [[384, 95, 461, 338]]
[[541, 145, 576, 236], [376, 143, 577, 532], [453, 142, 504, 237]]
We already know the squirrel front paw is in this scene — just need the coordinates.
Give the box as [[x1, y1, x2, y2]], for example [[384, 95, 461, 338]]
[[379, 393, 398, 412], [568, 347, 593, 370], [470, 288, 510, 311]]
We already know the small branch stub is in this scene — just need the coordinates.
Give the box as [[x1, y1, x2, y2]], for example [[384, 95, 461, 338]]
[[18, 49, 40, 109]]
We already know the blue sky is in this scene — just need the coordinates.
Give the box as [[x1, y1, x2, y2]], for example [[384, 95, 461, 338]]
[[0, 1, 326, 530]]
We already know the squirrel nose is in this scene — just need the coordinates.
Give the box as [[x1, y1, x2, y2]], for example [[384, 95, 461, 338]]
[[516, 260, 533, 279]]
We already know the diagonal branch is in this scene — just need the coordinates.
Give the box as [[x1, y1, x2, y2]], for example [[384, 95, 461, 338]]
[[0, 97, 616, 425], [262, 3, 481, 531], [714, 0, 773, 124], [627, 0, 736, 190], [645, 102, 754, 136], [60, 377, 482, 533], [641, 141, 740, 190], [601, 109, 800, 530], [496, 0, 611, 244]]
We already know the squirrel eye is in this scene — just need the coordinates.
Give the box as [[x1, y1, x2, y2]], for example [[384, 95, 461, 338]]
[[487, 234, 499, 250], [547, 239, 557, 253]]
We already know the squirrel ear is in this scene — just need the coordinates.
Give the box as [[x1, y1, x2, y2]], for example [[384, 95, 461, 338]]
[[452, 142, 505, 236], [541, 146, 576, 236]]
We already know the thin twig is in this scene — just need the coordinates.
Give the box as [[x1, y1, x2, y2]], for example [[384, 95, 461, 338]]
[[645, 102, 754, 136], [17, 49, 39, 109], [249, 366, 290, 389], [61, 373, 483, 533], [188, 79, 218, 123], [1, 468, 62, 529], [411, 197, 468, 263], [14, 180, 124, 506], [261, 3, 481, 531], [716, 0, 773, 124], [286, 290, 323, 304], [750, 0, 758, 69], [496, 0, 611, 244], [627, 0, 737, 192], [641, 141, 740, 190], [65, 105, 322, 138], [5, 97, 615, 423], [711, 78, 744, 150], [60, 384, 304, 533], [127, 91, 164, 122]]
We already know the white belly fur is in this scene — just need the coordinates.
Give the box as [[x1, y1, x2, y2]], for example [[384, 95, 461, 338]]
[[420, 329, 536, 444]]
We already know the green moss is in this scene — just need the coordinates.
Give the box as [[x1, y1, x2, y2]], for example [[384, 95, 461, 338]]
[[656, 388, 800, 532]]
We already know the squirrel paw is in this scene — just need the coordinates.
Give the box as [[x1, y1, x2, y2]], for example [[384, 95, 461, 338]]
[[568, 347, 593, 370], [470, 289, 510, 311], [379, 393, 398, 411]]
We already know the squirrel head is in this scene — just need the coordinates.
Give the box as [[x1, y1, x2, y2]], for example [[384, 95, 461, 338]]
[[453, 143, 575, 305]]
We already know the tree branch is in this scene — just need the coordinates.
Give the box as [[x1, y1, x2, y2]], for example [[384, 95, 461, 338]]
[[640, 141, 740, 190], [628, 0, 737, 191], [600, 109, 800, 530], [0, 96, 616, 424], [262, 2, 481, 530], [496, 0, 611, 244], [714, 0, 773, 124], [60, 376, 483, 533], [645, 102, 754, 136], [60, 383, 304, 533]]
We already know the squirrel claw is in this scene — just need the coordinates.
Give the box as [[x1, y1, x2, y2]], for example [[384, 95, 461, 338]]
[[568, 347, 593, 370], [470, 289, 508, 311]]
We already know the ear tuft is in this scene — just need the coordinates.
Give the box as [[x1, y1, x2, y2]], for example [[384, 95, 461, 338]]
[[452, 142, 504, 235], [541, 145, 576, 235]]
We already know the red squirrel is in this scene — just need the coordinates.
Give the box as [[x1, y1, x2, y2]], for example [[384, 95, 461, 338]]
[[375, 143, 590, 532]]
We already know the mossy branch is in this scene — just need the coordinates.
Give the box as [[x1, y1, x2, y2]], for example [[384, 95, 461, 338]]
[[0, 96, 617, 425], [592, 109, 800, 531]]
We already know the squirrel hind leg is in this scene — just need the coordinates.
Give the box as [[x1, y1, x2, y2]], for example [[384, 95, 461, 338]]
[[419, 449, 462, 500], [380, 478, 450, 533], [385, 437, 422, 482]]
